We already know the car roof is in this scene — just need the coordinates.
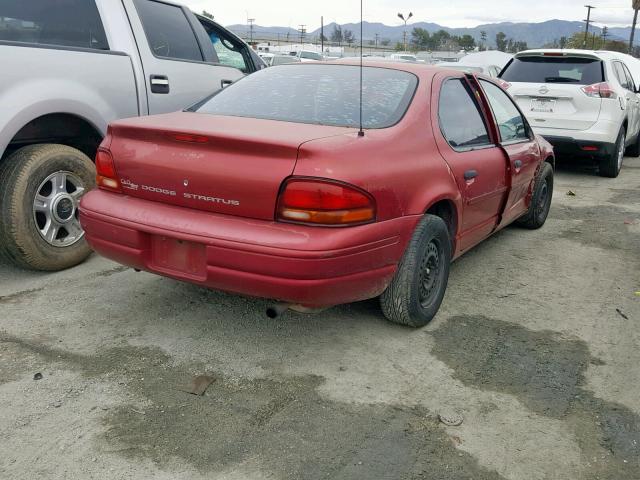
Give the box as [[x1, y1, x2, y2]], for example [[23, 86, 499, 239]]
[[327, 58, 439, 77], [513, 49, 624, 61]]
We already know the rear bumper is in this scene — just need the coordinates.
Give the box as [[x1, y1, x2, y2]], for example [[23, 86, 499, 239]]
[[541, 135, 615, 159], [533, 121, 620, 159], [79, 190, 420, 307]]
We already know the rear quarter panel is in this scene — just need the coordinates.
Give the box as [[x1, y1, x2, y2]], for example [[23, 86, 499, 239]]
[[293, 74, 462, 224]]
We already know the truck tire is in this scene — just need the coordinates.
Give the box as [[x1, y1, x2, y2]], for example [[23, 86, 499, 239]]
[[0, 144, 95, 271], [380, 214, 451, 328], [600, 127, 625, 178]]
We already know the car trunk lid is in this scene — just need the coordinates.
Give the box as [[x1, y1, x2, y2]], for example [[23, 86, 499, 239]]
[[108, 112, 354, 220]]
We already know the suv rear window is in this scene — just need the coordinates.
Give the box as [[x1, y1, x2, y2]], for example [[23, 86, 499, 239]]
[[501, 56, 604, 85], [0, 0, 108, 50], [194, 65, 418, 129]]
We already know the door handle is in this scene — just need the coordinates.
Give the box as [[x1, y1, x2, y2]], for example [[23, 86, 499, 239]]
[[221, 79, 234, 89], [464, 169, 478, 181], [150, 75, 170, 94], [514, 160, 523, 169]]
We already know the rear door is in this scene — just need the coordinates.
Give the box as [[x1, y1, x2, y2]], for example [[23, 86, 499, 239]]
[[477, 78, 540, 225], [501, 54, 604, 131], [432, 75, 509, 252], [123, 0, 244, 114]]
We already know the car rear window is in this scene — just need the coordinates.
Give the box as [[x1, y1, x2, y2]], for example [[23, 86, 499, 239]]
[[501, 56, 604, 85], [194, 64, 418, 129], [0, 0, 108, 50]]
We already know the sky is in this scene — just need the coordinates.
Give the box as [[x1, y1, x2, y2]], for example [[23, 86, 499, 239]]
[[184, 0, 637, 29]]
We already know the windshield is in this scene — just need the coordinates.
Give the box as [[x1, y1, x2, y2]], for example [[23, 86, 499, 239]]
[[194, 64, 418, 129], [501, 56, 604, 85]]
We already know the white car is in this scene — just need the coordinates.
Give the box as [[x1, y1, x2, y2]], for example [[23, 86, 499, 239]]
[[436, 62, 502, 78], [500, 49, 640, 177]]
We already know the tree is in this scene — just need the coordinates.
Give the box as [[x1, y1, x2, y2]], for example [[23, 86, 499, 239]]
[[458, 34, 476, 51], [496, 32, 507, 52], [381, 39, 391, 46], [411, 27, 431, 50], [343, 29, 355, 45], [330, 25, 343, 44], [559, 36, 568, 49], [201, 10, 214, 20]]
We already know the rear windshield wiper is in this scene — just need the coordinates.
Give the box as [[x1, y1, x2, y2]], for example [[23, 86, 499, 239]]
[[544, 76, 581, 83]]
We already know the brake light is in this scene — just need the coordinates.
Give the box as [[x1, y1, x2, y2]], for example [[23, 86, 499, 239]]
[[543, 52, 565, 57], [277, 178, 375, 226], [497, 79, 511, 90], [95, 149, 121, 192], [168, 132, 209, 144], [581, 82, 617, 99]]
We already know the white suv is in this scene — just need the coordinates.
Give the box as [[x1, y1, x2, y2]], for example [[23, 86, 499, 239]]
[[499, 49, 640, 177]]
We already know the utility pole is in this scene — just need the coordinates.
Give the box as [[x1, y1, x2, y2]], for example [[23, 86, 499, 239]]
[[583, 5, 595, 47], [321, 16, 324, 53], [247, 18, 255, 44], [375, 32, 379, 49], [397, 12, 413, 52], [630, 0, 640, 54], [601, 25, 608, 49], [298, 24, 306, 45]]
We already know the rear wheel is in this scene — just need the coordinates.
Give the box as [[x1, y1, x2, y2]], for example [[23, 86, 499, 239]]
[[0, 144, 95, 270], [600, 127, 625, 178], [515, 162, 554, 229], [380, 215, 451, 328], [625, 130, 640, 158]]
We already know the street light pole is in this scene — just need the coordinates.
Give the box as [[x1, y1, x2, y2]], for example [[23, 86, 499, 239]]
[[397, 12, 413, 52]]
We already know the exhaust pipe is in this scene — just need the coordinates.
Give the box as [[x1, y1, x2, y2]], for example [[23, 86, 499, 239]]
[[266, 303, 291, 319]]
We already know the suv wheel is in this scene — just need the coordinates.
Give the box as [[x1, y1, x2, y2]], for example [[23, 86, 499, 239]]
[[600, 127, 625, 178], [0, 144, 95, 270]]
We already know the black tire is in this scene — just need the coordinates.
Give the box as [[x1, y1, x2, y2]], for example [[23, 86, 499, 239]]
[[0, 144, 95, 271], [625, 130, 640, 158], [380, 214, 451, 328], [600, 127, 625, 178], [515, 162, 554, 230]]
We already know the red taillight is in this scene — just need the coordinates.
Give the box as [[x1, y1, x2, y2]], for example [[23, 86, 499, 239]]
[[95, 149, 121, 192], [277, 178, 375, 226], [581, 82, 617, 99], [543, 52, 565, 57], [168, 132, 209, 143], [497, 79, 511, 90]]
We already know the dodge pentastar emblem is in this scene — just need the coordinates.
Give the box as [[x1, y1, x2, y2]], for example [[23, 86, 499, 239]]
[[538, 86, 549, 95], [183, 179, 189, 187]]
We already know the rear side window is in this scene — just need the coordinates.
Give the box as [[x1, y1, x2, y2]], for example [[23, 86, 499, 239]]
[[0, 0, 108, 50], [501, 56, 604, 85], [134, 0, 203, 62], [198, 18, 248, 71], [438, 79, 491, 150]]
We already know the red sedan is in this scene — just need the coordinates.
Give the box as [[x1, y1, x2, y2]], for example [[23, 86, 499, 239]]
[[79, 61, 554, 327]]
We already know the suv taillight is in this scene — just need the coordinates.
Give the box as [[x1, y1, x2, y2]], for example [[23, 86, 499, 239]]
[[95, 149, 121, 192], [581, 82, 617, 99], [277, 178, 375, 226]]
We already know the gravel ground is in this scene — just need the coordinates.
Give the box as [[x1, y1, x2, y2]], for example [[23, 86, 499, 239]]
[[1, 158, 639, 480]]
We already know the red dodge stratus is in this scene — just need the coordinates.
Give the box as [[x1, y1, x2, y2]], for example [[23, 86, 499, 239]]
[[79, 61, 554, 327]]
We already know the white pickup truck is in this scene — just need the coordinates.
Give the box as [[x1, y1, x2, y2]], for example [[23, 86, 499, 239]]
[[0, 0, 264, 271]]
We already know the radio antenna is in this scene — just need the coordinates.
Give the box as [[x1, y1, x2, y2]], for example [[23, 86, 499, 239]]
[[358, 0, 365, 137]]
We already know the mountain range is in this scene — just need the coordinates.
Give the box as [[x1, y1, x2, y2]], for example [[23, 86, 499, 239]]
[[226, 19, 638, 48]]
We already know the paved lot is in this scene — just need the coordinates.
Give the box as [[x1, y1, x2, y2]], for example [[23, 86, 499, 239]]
[[1, 158, 639, 480]]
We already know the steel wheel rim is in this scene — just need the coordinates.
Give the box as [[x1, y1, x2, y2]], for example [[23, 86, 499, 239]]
[[419, 240, 441, 308], [32, 171, 86, 247]]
